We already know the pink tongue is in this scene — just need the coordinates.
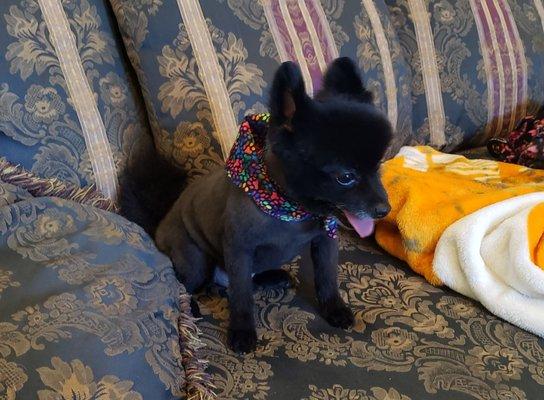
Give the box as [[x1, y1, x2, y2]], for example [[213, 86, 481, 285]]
[[343, 212, 375, 238]]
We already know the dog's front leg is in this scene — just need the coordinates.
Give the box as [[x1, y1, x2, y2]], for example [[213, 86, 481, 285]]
[[311, 234, 354, 329], [224, 247, 257, 353]]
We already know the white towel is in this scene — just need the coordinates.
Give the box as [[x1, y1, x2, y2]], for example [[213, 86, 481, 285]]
[[434, 192, 544, 337]]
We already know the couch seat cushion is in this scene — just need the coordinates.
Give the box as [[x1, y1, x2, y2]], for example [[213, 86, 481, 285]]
[[196, 230, 544, 400]]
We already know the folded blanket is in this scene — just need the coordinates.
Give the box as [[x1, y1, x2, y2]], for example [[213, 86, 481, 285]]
[[434, 192, 544, 337], [375, 146, 544, 285]]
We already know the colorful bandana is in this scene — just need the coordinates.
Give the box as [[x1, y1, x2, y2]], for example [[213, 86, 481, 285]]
[[225, 113, 338, 238]]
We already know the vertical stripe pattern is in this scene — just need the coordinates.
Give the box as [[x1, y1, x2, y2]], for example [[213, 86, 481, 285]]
[[407, 0, 446, 147], [536, 0, 544, 33], [277, 0, 316, 95], [298, 0, 328, 73], [38, 0, 118, 199], [175, 0, 239, 158], [470, 0, 504, 138], [470, 0, 528, 139], [304, 0, 339, 62], [500, 0, 528, 132], [361, 0, 398, 129], [262, 0, 339, 95]]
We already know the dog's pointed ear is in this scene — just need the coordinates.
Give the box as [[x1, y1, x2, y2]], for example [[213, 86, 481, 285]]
[[319, 57, 373, 103], [270, 61, 308, 127]]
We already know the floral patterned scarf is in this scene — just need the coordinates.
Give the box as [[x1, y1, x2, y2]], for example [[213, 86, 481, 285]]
[[225, 113, 338, 238]]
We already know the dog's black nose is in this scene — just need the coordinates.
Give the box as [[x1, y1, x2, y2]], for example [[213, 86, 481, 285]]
[[373, 203, 391, 219]]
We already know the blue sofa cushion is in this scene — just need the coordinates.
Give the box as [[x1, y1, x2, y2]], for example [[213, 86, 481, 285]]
[[109, 0, 411, 170], [0, 178, 199, 399], [0, 0, 152, 199]]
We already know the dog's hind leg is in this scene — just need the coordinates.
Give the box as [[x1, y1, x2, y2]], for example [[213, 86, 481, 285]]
[[171, 245, 212, 294], [160, 226, 213, 294]]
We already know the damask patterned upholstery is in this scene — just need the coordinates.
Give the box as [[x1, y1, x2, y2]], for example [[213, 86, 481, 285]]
[[0, 178, 198, 399], [386, 0, 544, 151], [110, 0, 544, 170], [2, 1, 544, 399], [196, 231, 544, 400], [0, 0, 152, 199], [109, 0, 412, 172]]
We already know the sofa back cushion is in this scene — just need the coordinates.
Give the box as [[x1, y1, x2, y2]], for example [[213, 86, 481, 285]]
[[0, 0, 152, 199], [109, 0, 412, 172], [386, 0, 544, 151], [110, 0, 544, 164]]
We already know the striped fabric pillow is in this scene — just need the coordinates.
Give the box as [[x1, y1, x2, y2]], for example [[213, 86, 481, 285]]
[[387, 0, 544, 150], [109, 0, 411, 170], [0, 0, 152, 199], [110, 0, 544, 164]]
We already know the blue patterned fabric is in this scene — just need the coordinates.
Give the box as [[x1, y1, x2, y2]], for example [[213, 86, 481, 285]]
[[0, 0, 151, 193], [110, 0, 544, 165], [0, 179, 188, 399], [109, 0, 411, 175], [384, 0, 544, 151]]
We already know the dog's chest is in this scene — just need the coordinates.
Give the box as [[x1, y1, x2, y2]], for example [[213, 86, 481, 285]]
[[252, 220, 320, 272]]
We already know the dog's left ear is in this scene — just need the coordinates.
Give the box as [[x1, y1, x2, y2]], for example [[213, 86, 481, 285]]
[[318, 57, 373, 103]]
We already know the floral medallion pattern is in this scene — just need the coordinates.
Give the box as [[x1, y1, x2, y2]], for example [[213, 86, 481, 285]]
[[507, 0, 544, 113], [196, 230, 544, 399], [303, 384, 411, 400], [385, 0, 543, 150], [0, 358, 27, 400], [36, 357, 142, 400], [0, 180, 189, 399], [0, 269, 20, 298], [0, 0, 151, 188], [111, 0, 273, 178], [0, 180, 32, 208]]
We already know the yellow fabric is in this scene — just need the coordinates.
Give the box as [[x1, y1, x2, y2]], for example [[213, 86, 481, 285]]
[[528, 203, 544, 268], [375, 146, 544, 285]]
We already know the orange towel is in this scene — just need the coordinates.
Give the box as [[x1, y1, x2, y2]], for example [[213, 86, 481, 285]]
[[375, 146, 544, 285]]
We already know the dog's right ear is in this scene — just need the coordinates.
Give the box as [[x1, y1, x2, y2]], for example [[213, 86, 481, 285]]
[[269, 61, 308, 127], [319, 57, 373, 103]]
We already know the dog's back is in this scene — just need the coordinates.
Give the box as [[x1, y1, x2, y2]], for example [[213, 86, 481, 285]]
[[119, 136, 186, 236]]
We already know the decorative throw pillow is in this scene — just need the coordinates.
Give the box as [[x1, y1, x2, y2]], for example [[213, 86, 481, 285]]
[[108, 0, 412, 170], [0, 0, 152, 199], [0, 177, 212, 398]]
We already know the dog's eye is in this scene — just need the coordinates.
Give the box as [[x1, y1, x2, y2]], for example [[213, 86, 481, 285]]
[[336, 172, 356, 187]]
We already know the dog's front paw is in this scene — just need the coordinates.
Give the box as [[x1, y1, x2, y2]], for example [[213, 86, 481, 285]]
[[228, 328, 258, 353], [321, 299, 354, 329]]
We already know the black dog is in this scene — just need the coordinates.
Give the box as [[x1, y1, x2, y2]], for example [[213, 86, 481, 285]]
[[120, 57, 392, 353]]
